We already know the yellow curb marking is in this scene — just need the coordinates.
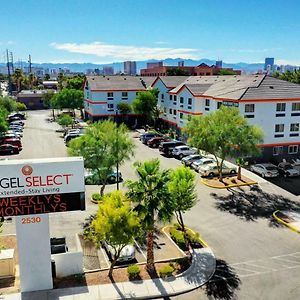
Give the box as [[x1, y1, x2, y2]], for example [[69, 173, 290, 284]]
[[273, 210, 300, 234], [200, 178, 257, 189]]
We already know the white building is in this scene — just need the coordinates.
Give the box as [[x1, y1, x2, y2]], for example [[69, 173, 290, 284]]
[[84, 76, 155, 123], [152, 75, 300, 162]]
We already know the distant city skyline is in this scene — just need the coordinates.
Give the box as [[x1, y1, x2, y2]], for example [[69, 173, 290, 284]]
[[1, 0, 300, 65]]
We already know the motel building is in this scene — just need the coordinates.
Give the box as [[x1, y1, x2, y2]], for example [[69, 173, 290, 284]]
[[83, 74, 300, 162], [152, 75, 300, 162], [83, 76, 155, 126]]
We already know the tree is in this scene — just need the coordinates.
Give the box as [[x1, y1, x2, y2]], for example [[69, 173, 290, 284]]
[[42, 90, 56, 118], [51, 88, 84, 117], [15, 102, 27, 111], [185, 106, 264, 181], [12, 69, 25, 92], [57, 72, 66, 90], [126, 159, 174, 274], [0, 109, 8, 133], [166, 68, 189, 76], [57, 114, 74, 130], [68, 120, 135, 196], [168, 166, 197, 236], [0, 96, 17, 113], [44, 74, 50, 81], [91, 191, 140, 277], [132, 91, 157, 125], [235, 158, 248, 180], [217, 69, 240, 75], [66, 76, 85, 90], [117, 102, 131, 114], [28, 73, 38, 89]]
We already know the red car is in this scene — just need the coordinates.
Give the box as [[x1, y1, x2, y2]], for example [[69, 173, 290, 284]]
[[2, 138, 22, 151], [147, 136, 170, 148], [0, 144, 19, 155]]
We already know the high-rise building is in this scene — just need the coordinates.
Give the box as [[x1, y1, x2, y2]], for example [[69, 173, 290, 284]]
[[123, 61, 137, 75], [147, 61, 163, 69], [103, 67, 114, 75], [216, 60, 223, 68], [264, 57, 274, 71]]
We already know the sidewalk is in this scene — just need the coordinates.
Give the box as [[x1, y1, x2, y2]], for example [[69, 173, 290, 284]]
[[1, 248, 215, 300]]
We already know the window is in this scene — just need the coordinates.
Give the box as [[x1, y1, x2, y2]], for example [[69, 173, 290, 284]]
[[205, 99, 210, 106], [275, 124, 284, 132], [173, 109, 177, 115], [174, 95, 177, 101], [169, 95, 173, 100], [107, 103, 114, 109], [276, 103, 286, 112], [161, 94, 164, 99], [217, 102, 222, 109], [169, 108, 172, 114], [163, 107, 166, 113], [292, 103, 300, 111], [188, 98, 192, 105], [288, 145, 299, 154], [245, 104, 255, 113], [180, 97, 184, 104], [107, 92, 113, 98], [273, 146, 283, 156], [122, 92, 128, 99], [180, 112, 183, 119], [290, 123, 299, 132]]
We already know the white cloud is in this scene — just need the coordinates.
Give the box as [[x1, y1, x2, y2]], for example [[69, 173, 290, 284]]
[[50, 41, 200, 61], [276, 59, 300, 66]]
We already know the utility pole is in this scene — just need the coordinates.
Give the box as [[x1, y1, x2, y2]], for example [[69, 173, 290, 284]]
[[10, 52, 14, 73], [116, 109, 119, 191], [6, 49, 12, 95], [28, 54, 32, 74]]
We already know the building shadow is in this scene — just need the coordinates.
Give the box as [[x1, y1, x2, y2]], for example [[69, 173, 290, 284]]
[[211, 185, 300, 226], [205, 259, 241, 300]]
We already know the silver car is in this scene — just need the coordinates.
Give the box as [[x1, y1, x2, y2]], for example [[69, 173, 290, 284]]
[[198, 163, 237, 177], [191, 157, 216, 172], [104, 242, 135, 262], [181, 154, 204, 166], [172, 145, 197, 159], [250, 163, 279, 178]]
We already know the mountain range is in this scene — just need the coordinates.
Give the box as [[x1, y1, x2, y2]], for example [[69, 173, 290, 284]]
[[0, 58, 265, 74]]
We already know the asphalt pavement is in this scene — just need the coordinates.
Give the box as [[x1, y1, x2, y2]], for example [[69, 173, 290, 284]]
[[2, 110, 300, 300]]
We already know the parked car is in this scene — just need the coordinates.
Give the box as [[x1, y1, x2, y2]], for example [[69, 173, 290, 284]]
[[159, 140, 185, 156], [103, 242, 135, 262], [172, 145, 197, 159], [250, 163, 279, 178], [181, 154, 205, 167], [191, 157, 216, 172], [64, 132, 84, 144], [140, 132, 161, 144], [63, 128, 84, 137], [277, 162, 300, 177], [147, 136, 170, 148], [9, 120, 24, 126], [8, 112, 26, 120], [2, 138, 22, 150], [9, 124, 23, 131], [198, 163, 237, 177], [0, 144, 19, 155], [6, 129, 23, 137], [2, 133, 21, 140], [84, 168, 123, 184]]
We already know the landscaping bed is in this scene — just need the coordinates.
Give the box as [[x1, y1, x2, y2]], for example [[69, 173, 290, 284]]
[[201, 175, 257, 188]]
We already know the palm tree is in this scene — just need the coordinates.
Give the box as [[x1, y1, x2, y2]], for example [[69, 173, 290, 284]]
[[126, 159, 173, 274], [12, 68, 25, 92]]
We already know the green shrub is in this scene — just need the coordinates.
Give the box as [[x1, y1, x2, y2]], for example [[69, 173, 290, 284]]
[[186, 231, 201, 247], [158, 264, 175, 278], [92, 193, 102, 202], [127, 264, 140, 280], [170, 228, 186, 249]]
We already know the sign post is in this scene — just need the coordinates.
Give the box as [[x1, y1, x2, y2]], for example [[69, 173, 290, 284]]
[[0, 157, 85, 292]]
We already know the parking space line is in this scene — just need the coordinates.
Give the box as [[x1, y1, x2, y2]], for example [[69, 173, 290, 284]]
[[101, 247, 110, 268], [134, 240, 147, 260]]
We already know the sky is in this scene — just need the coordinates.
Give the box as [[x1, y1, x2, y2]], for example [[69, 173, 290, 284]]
[[1, 0, 300, 65]]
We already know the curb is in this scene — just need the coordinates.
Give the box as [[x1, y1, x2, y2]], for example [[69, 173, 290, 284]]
[[201, 178, 257, 189], [272, 210, 300, 233]]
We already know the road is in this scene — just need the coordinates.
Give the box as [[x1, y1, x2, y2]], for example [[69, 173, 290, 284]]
[[2, 110, 300, 299]]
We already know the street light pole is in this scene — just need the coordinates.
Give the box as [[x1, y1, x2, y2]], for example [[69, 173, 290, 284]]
[[116, 109, 119, 191]]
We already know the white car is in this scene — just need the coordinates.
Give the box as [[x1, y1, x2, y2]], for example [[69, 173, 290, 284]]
[[172, 145, 197, 159], [198, 163, 237, 177], [250, 163, 279, 178], [181, 154, 204, 166], [191, 158, 216, 172], [104, 243, 135, 262]]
